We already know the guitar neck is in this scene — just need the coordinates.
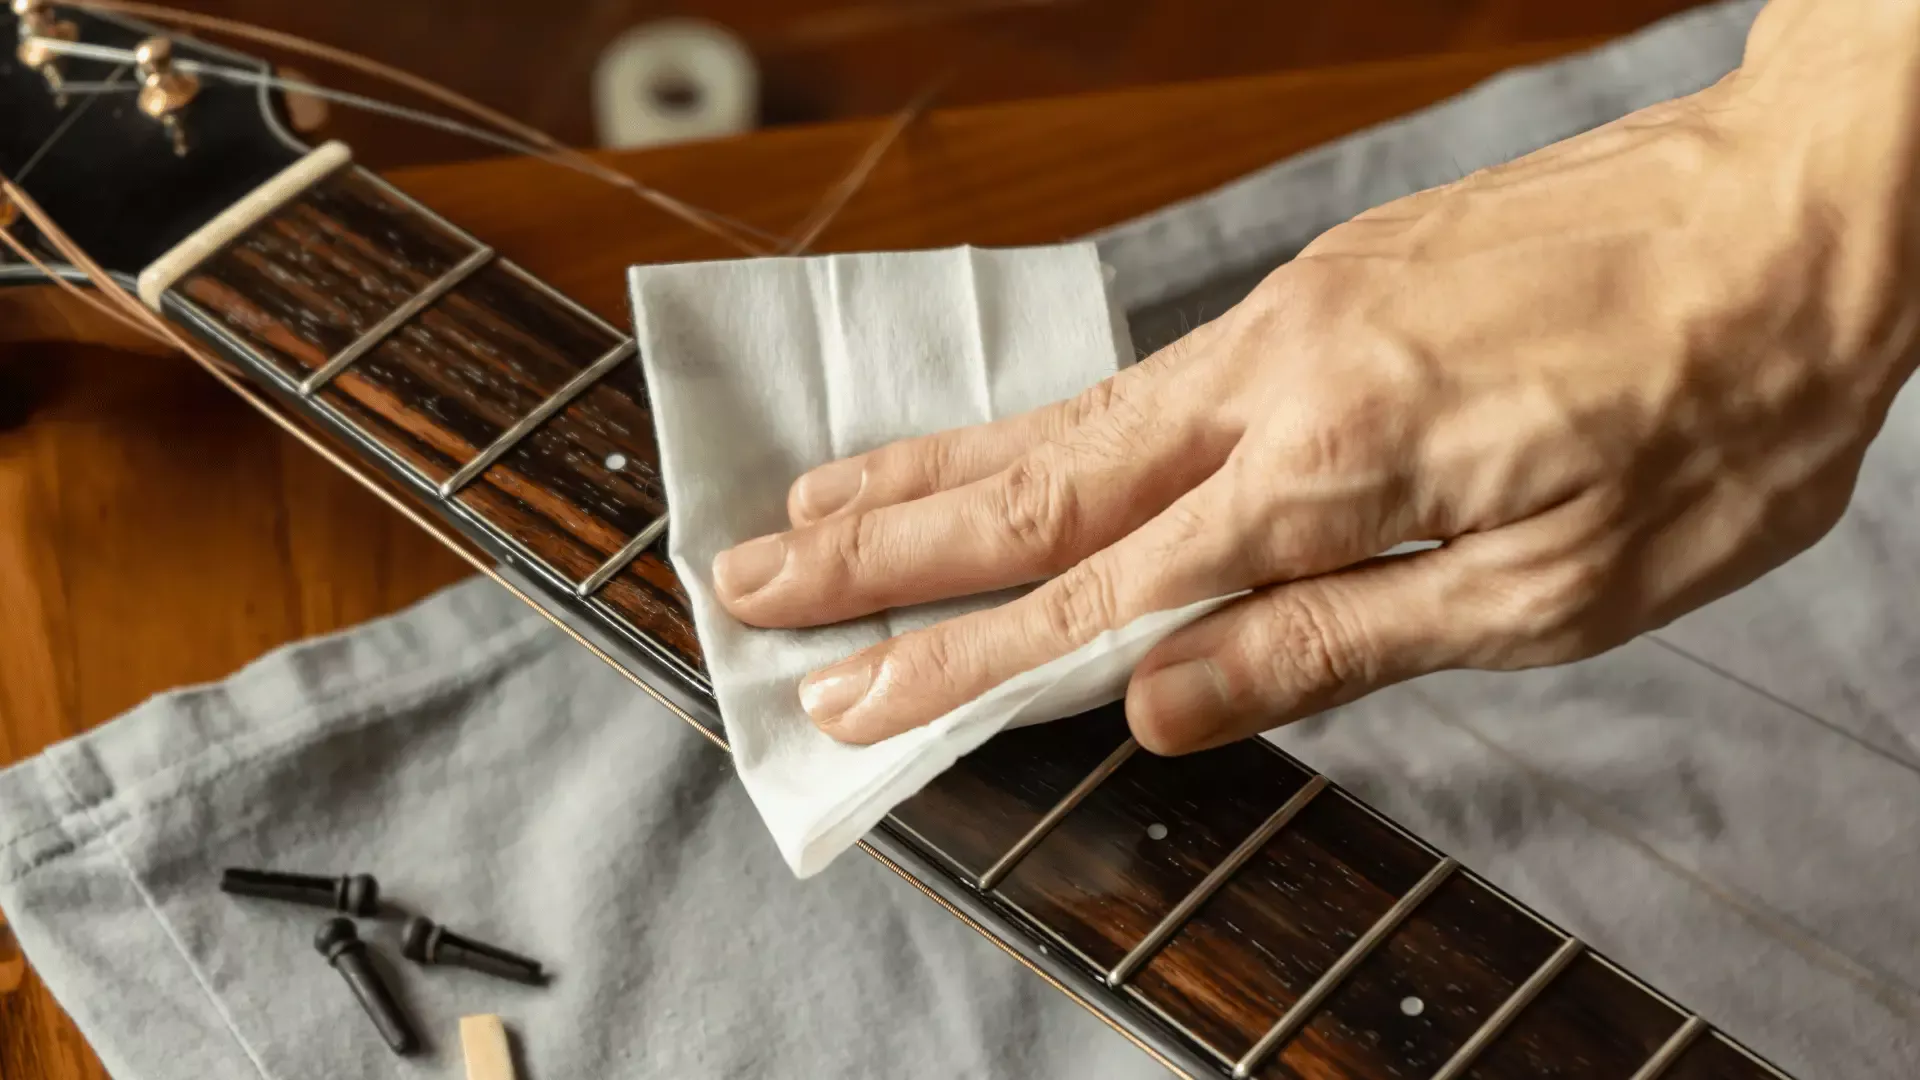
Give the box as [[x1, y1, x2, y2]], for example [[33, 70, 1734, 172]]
[[146, 144, 1793, 1080]]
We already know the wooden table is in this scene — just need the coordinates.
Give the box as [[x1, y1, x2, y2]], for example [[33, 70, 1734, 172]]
[[0, 38, 1602, 1076]]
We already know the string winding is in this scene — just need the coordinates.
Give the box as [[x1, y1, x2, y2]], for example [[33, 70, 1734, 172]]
[[55, 0, 935, 252], [2, 0, 940, 343], [68, 0, 781, 252]]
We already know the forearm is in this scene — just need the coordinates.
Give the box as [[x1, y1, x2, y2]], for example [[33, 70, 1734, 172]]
[[1729, 0, 1920, 395]]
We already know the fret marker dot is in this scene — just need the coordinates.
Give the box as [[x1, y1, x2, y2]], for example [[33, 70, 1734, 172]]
[[604, 452, 628, 471], [1146, 823, 1169, 841], [1400, 996, 1425, 1017]]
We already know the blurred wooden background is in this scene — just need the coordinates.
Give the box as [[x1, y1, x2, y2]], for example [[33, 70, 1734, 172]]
[[166, 0, 1707, 168]]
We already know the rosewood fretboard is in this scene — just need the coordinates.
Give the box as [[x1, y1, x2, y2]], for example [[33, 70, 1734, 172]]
[[156, 158, 1793, 1080]]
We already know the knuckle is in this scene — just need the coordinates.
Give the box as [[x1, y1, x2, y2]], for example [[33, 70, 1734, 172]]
[[916, 433, 968, 493], [889, 626, 963, 693], [1057, 364, 1158, 434], [1058, 377, 1122, 431], [1254, 594, 1367, 702], [993, 455, 1080, 561], [1248, 260, 1345, 332], [829, 511, 889, 577], [1486, 554, 1616, 665], [1285, 385, 1406, 478], [1038, 563, 1121, 647]]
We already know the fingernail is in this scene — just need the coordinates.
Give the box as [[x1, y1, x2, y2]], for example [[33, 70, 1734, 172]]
[[799, 658, 875, 727], [794, 460, 864, 521], [713, 535, 787, 599], [1135, 660, 1228, 725]]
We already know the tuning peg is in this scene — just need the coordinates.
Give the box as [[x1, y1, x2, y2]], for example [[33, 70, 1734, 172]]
[[135, 36, 198, 118], [131, 35, 198, 155], [13, 0, 78, 98]]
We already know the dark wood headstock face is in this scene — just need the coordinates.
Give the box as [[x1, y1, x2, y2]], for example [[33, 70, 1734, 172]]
[[1, 4, 304, 282]]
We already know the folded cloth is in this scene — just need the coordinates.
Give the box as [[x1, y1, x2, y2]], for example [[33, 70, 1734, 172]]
[[0, 581, 1167, 1080], [634, 244, 1247, 878]]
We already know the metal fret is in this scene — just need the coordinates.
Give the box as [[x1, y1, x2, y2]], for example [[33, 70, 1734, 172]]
[[438, 339, 638, 497], [575, 513, 671, 597], [1232, 856, 1458, 1079], [360, 170, 629, 343], [1106, 774, 1329, 989], [500, 259, 627, 339], [978, 737, 1139, 891], [1629, 1015, 1708, 1080], [1429, 935, 1584, 1080], [298, 246, 494, 395]]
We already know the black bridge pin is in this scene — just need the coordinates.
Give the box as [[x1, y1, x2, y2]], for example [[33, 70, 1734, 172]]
[[402, 915, 547, 986], [221, 867, 380, 916], [315, 917, 418, 1055]]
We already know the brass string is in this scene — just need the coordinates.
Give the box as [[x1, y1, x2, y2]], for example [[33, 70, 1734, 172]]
[[0, 217, 168, 344], [67, 0, 779, 254], [784, 74, 946, 253]]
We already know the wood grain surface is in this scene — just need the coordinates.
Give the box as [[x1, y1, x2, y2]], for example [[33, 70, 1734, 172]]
[[0, 38, 1689, 1080], [990, 739, 1317, 975], [177, 166, 697, 655]]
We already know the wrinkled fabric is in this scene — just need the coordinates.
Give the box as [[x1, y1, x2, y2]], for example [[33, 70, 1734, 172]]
[[13, 3, 1910, 1079]]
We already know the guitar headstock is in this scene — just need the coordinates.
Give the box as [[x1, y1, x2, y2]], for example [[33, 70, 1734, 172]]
[[1, 1, 306, 284]]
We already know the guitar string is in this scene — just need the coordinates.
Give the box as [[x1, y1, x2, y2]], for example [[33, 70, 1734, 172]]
[[0, 177, 176, 341], [47, 56, 925, 260], [68, 1, 788, 254], [11, 64, 123, 184], [784, 72, 947, 253], [7, 6, 937, 341], [40, 45, 783, 250], [24, 35, 772, 254], [0, 219, 169, 342], [63, 0, 921, 255]]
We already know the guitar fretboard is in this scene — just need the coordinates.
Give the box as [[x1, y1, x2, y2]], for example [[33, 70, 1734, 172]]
[[156, 157, 1791, 1080]]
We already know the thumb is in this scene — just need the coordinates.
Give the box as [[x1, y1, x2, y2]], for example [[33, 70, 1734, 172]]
[[1124, 545, 1480, 755]]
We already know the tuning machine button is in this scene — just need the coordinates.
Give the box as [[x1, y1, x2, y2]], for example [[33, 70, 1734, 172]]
[[13, 0, 79, 104], [134, 36, 199, 155]]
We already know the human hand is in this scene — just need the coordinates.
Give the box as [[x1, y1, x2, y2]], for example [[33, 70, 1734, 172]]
[[711, 9, 1920, 754]]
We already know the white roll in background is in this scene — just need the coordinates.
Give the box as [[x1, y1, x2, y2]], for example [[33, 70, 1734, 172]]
[[592, 19, 758, 150]]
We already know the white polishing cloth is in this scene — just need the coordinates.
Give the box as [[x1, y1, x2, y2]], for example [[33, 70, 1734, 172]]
[[632, 244, 1236, 877]]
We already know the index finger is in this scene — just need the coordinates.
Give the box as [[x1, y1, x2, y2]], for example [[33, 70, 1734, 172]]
[[785, 357, 1170, 526], [797, 470, 1257, 742]]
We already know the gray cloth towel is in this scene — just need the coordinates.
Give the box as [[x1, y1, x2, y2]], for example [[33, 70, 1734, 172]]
[[17, 2, 1917, 1077]]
